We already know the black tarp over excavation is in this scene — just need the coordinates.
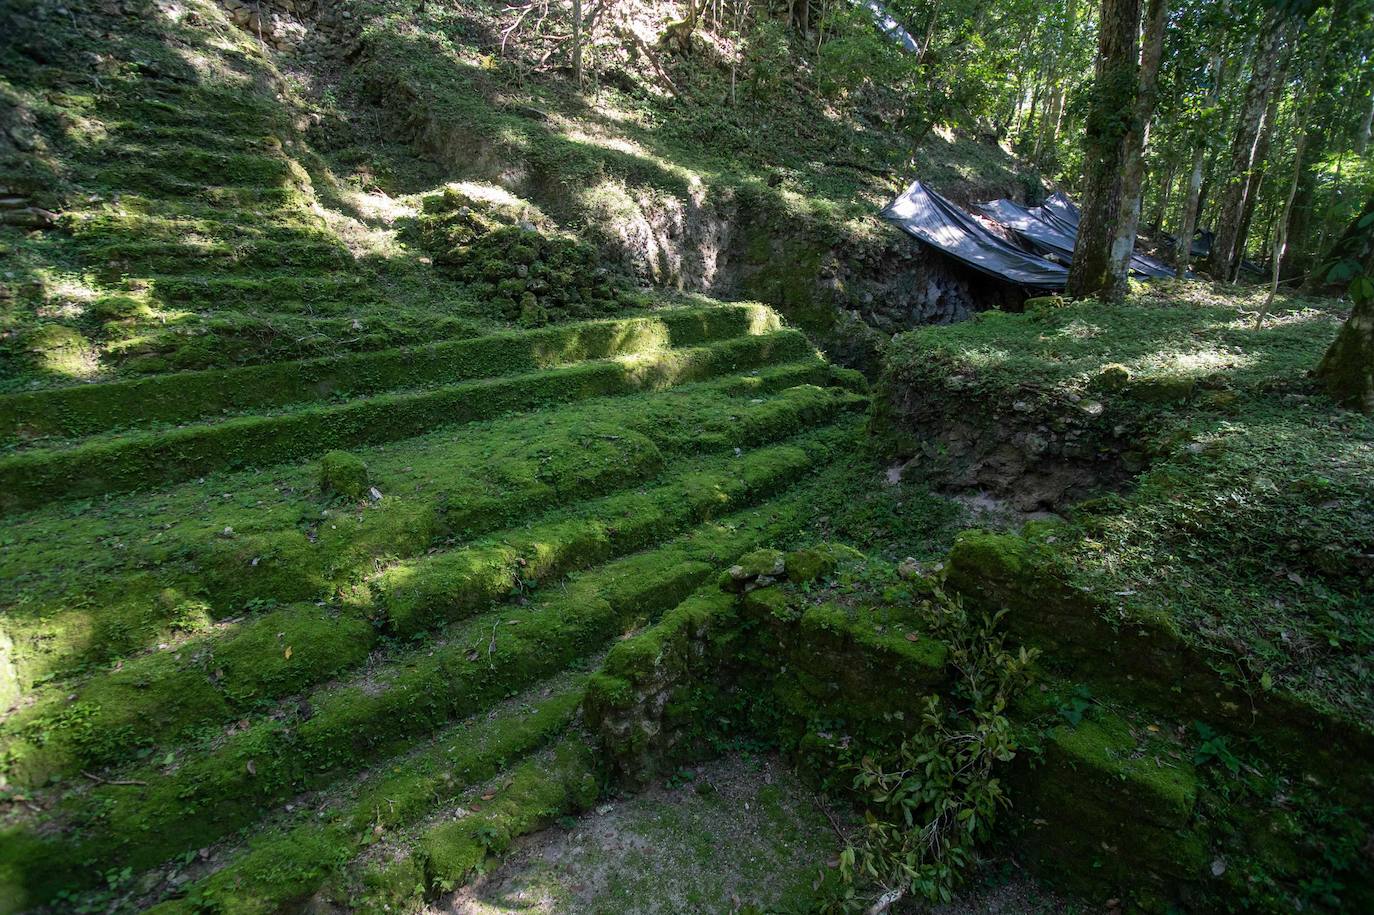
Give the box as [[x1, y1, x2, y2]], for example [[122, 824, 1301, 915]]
[[978, 194, 1177, 279], [880, 181, 1069, 288]]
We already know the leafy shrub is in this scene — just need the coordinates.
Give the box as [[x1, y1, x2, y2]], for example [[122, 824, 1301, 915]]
[[824, 599, 1038, 910]]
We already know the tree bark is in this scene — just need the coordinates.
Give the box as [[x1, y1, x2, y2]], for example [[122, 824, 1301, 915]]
[[1150, 156, 1176, 232], [1315, 197, 1374, 412], [1207, 9, 1294, 281], [1174, 32, 1224, 276], [1319, 290, 1374, 413], [571, 0, 583, 85], [1233, 62, 1288, 274], [1106, 0, 1170, 292], [1279, 120, 1328, 279], [1356, 86, 1374, 155], [1066, 0, 1143, 300], [1255, 130, 1308, 327]]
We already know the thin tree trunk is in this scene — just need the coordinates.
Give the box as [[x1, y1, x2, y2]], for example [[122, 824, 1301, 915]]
[[1106, 0, 1169, 296], [1207, 9, 1294, 281], [1256, 130, 1308, 327], [1356, 86, 1374, 155], [1233, 63, 1288, 278], [1280, 120, 1328, 279], [1067, 0, 1143, 300], [571, 0, 583, 85], [1174, 34, 1224, 276], [1151, 157, 1176, 232], [1315, 195, 1374, 411], [919, 0, 941, 62]]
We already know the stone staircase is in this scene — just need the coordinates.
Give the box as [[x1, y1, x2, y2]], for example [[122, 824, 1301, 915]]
[[0, 298, 869, 913]]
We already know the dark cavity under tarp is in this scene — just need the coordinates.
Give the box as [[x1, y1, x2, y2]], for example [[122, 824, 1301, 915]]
[[880, 181, 1069, 289]]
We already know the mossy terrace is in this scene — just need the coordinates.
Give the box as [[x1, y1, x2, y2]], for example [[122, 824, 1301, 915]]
[[3, 0, 1373, 913]]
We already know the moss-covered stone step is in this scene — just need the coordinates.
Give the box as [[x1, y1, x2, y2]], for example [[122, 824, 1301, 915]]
[[81, 234, 352, 274], [374, 419, 859, 637], [0, 305, 778, 445], [104, 124, 287, 156], [0, 329, 814, 514], [944, 528, 1374, 801], [0, 367, 850, 702], [101, 94, 286, 136], [100, 309, 491, 376], [586, 545, 952, 786], [69, 218, 347, 273], [133, 671, 588, 915], [1, 420, 858, 784], [336, 736, 599, 914], [1010, 705, 1206, 903], [99, 141, 295, 177], [0, 474, 833, 901], [147, 271, 376, 312], [91, 150, 300, 196]]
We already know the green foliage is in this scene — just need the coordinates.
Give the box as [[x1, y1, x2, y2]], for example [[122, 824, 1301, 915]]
[[1192, 721, 1241, 775], [823, 599, 1037, 910], [742, 18, 794, 104]]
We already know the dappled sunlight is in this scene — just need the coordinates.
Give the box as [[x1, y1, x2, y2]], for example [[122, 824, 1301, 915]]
[[1125, 346, 1257, 381], [530, 323, 668, 370], [957, 346, 1014, 370], [1227, 306, 1339, 331], [1051, 319, 1103, 341]]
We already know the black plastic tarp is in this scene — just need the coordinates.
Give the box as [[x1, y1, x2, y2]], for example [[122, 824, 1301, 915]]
[[880, 181, 1069, 288], [976, 198, 1076, 264], [981, 194, 1177, 279]]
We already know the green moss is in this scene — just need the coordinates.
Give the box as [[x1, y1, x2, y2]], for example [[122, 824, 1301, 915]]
[[144, 677, 585, 915], [319, 451, 369, 499], [1049, 713, 1198, 827], [0, 330, 815, 514], [358, 737, 598, 910], [6, 480, 830, 901]]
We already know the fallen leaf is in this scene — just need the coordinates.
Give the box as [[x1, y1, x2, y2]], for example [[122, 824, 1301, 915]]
[[905, 632, 919, 642], [246, 760, 257, 776], [284, 645, 293, 660]]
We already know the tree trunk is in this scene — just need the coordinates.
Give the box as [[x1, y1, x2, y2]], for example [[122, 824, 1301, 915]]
[[1356, 86, 1374, 155], [571, 0, 583, 86], [1315, 197, 1374, 412], [1233, 62, 1288, 276], [1319, 290, 1374, 413], [1279, 121, 1328, 279], [1106, 0, 1169, 293], [1034, 0, 1076, 167], [1151, 157, 1176, 232], [1207, 9, 1294, 281], [1174, 34, 1224, 276], [1067, 0, 1143, 300], [920, 0, 941, 62], [1256, 130, 1308, 327]]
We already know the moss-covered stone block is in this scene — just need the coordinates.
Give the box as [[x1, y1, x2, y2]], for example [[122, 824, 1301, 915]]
[[1094, 362, 1132, 391], [1048, 713, 1198, 828], [786, 542, 864, 584], [1023, 295, 1068, 312], [719, 548, 786, 593], [319, 450, 369, 499]]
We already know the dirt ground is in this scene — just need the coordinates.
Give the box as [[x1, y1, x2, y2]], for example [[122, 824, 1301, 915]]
[[428, 753, 1082, 915]]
